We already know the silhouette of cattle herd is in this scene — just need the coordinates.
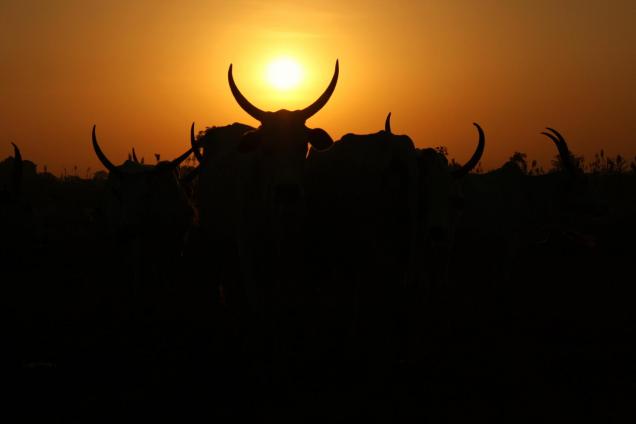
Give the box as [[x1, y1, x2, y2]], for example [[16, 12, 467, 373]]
[[4, 62, 636, 420]]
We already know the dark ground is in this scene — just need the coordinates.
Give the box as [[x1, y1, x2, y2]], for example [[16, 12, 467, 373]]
[[3, 171, 636, 422]]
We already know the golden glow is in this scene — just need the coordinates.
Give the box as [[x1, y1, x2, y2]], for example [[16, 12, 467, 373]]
[[1, 2, 636, 173], [265, 57, 302, 90]]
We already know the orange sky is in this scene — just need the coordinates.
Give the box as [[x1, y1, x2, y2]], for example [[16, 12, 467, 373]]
[[1, 0, 635, 174]]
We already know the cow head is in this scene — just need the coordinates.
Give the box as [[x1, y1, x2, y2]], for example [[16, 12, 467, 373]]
[[417, 123, 484, 246], [190, 122, 256, 165], [92, 125, 194, 242], [228, 61, 338, 207]]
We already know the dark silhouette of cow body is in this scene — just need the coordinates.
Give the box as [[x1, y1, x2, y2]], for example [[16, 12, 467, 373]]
[[304, 115, 418, 384], [191, 61, 339, 386], [411, 123, 485, 292], [457, 127, 586, 289], [304, 116, 484, 385], [91, 126, 194, 301], [1, 143, 25, 267], [305, 114, 417, 288], [0, 143, 22, 205]]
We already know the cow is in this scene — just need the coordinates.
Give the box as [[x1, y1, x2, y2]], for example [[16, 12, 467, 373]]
[[411, 123, 485, 291], [0, 143, 22, 205], [305, 117, 483, 288], [183, 121, 257, 317], [1, 143, 24, 265], [192, 61, 337, 257], [0, 143, 41, 292], [91, 125, 195, 303], [188, 121, 256, 232], [305, 113, 418, 287], [304, 115, 484, 385], [534, 127, 600, 245], [454, 126, 588, 312], [303, 113, 417, 382], [188, 61, 339, 386], [202, 59, 337, 274]]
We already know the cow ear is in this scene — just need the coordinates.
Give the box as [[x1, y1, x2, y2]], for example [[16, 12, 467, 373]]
[[237, 130, 262, 153], [306, 127, 333, 151]]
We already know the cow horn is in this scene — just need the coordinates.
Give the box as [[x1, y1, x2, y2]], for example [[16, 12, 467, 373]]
[[542, 127, 577, 174], [11, 142, 22, 196], [11, 142, 22, 163], [385, 112, 392, 134], [544, 127, 570, 158], [169, 147, 194, 168], [132, 148, 139, 163], [541, 130, 561, 150], [300, 60, 339, 120], [228, 64, 266, 122], [92, 125, 119, 173], [191, 122, 204, 164], [452, 123, 485, 178]]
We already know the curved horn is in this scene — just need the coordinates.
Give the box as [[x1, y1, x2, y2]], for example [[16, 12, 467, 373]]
[[541, 131, 560, 148], [452, 123, 485, 178], [228, 64, 266, 121], [92, 125, 119, 173], [542, 127, 575, 173], [300, 60, 339, 120], [11, 142, 22, 196], [132, 148, 139, 163], [12, 142, 22, 163], [546, 127, 566, 144], [385, 112, 392, 134], [545, 127, 571, 158], [191, 122, 204, 164], [169, 147, 194, 168]]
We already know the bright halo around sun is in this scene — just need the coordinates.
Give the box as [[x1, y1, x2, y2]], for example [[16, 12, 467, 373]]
[[265, 57, 302, 90]]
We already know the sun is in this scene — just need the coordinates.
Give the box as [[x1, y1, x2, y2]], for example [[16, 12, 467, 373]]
[[265, 57, 302, 90]]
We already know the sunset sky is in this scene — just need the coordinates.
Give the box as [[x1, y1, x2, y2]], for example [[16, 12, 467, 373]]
[[1, 0, 635, 174]]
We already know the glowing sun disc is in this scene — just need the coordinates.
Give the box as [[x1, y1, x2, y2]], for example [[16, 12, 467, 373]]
[[266, 58, 302, 90]]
